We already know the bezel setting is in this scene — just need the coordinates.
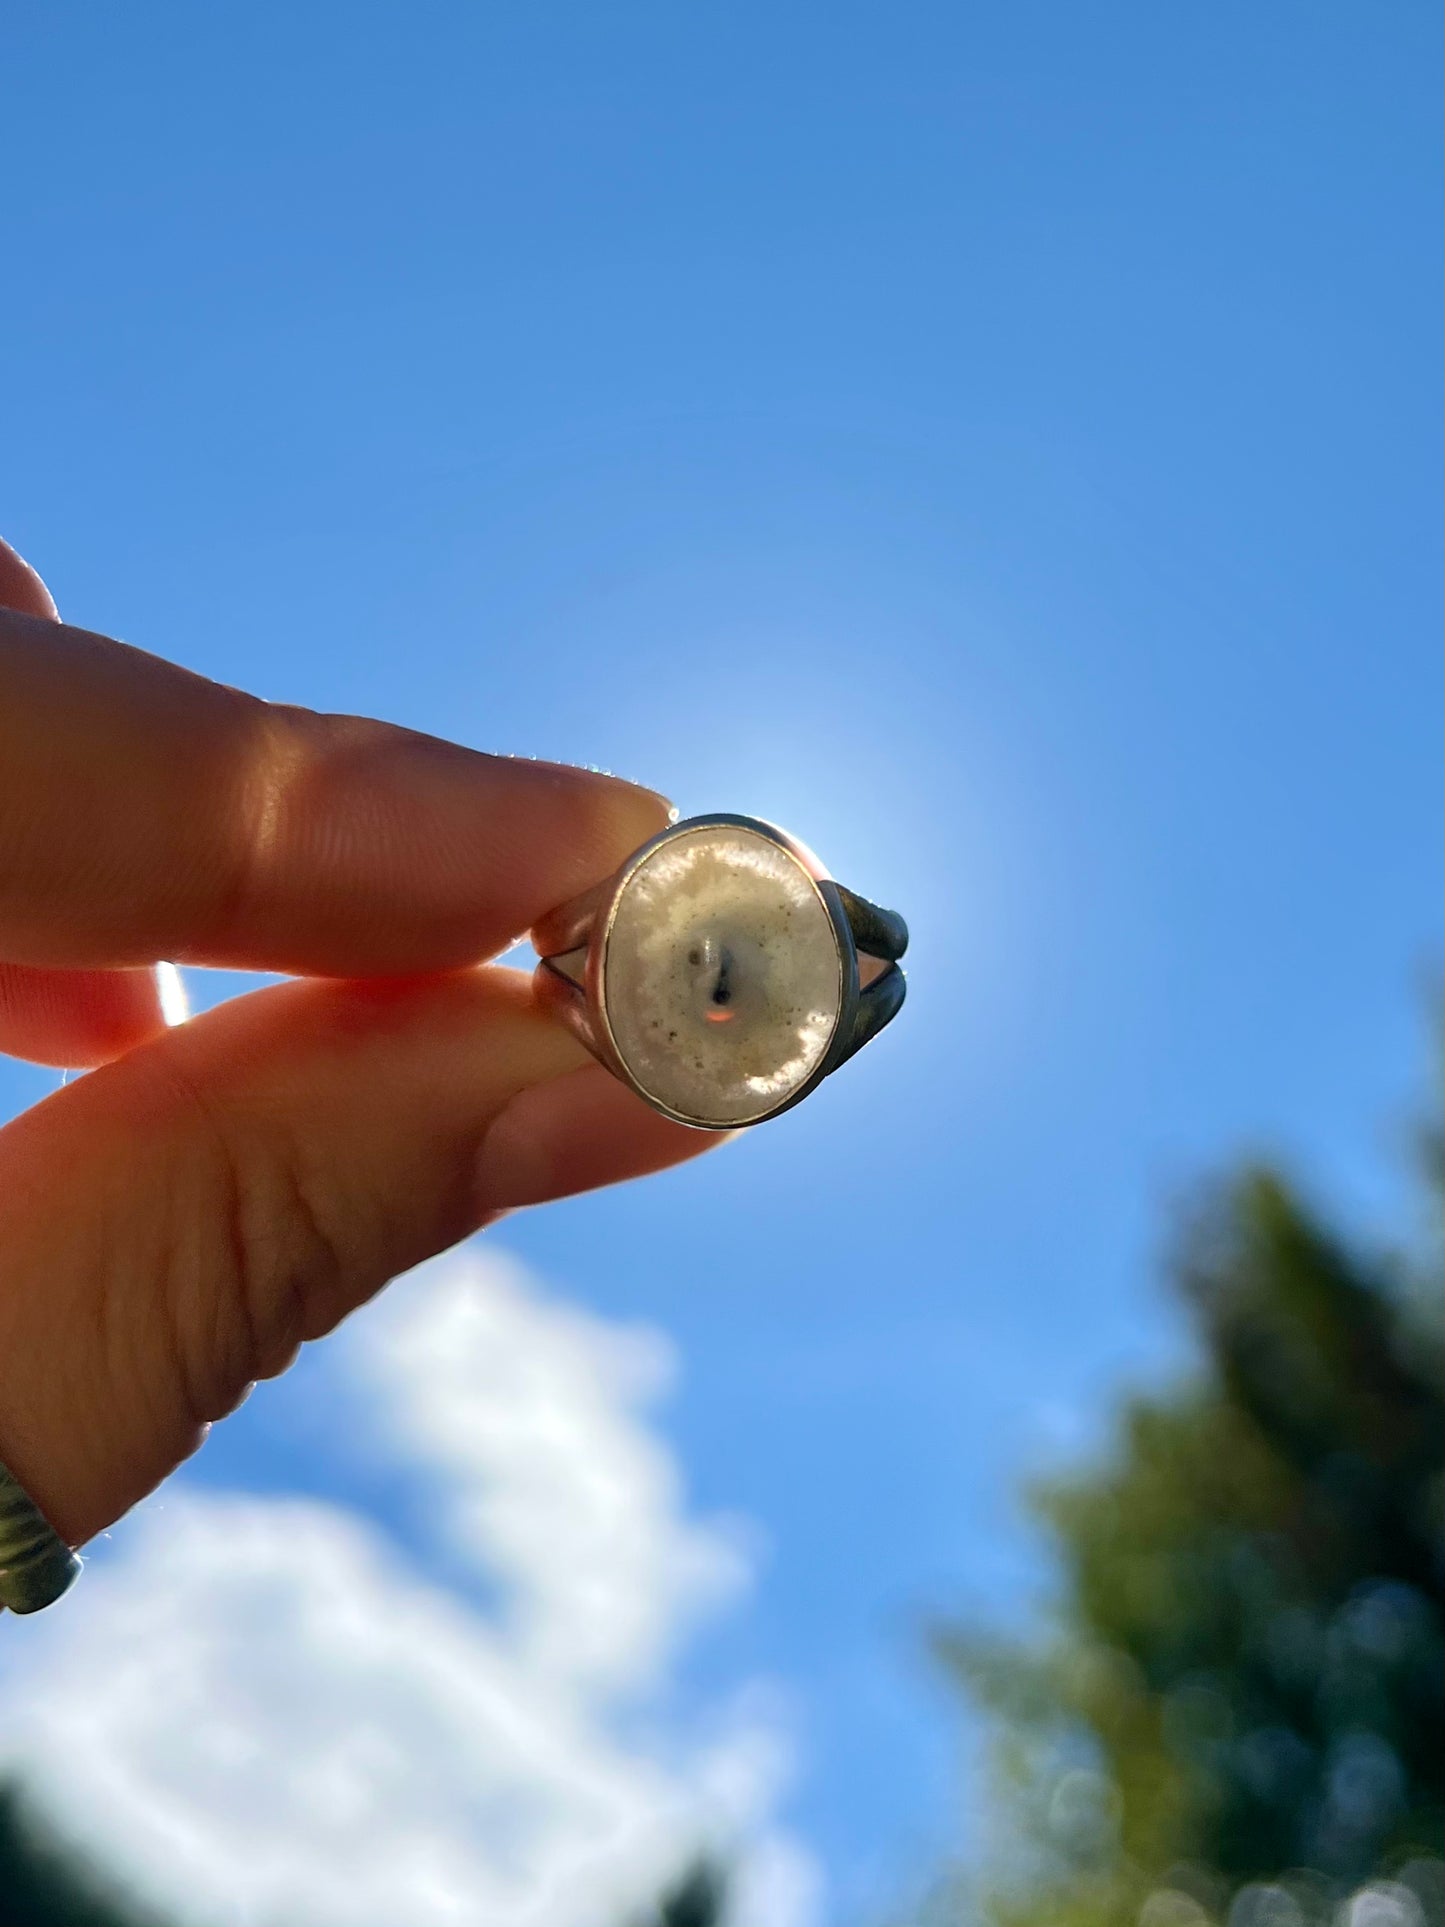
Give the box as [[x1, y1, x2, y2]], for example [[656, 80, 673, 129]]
[[534, 813, 907, 1131]]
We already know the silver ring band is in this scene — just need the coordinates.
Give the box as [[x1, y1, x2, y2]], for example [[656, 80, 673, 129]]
[[0, 1455, 81, 1614], [534, 812, 907, 1131]]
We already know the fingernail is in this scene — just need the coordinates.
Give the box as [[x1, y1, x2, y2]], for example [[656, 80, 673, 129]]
[[572, 763, 674, 824]]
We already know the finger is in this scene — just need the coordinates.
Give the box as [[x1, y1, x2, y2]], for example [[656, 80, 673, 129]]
[[0, 605, 670, 973], [0, 967, 715, 1547], [0, 960, 178, 1067], [0, 541, 176, 1059], [0, 536, 59, 620], [475, 1060, 722, 1211]]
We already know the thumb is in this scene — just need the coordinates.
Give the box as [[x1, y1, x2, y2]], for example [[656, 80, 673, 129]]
[[0, 966, 707, 1548]]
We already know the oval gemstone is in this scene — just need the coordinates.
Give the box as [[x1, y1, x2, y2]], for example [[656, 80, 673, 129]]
[[601, 823, 844, 1127]]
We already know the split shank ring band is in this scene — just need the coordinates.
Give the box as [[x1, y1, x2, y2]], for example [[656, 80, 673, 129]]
[[533, 813, 908, 1130]]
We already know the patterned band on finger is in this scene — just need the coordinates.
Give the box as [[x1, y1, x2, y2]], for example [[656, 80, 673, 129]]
[[0, 1455, 81, 1614]]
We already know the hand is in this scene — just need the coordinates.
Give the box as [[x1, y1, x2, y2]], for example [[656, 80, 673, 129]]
[[0, 537, 711, 1557]]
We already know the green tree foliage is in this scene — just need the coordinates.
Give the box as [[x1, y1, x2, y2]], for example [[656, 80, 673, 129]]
[[937, 1158, 1444, 1927], [0, 1782, 172, 1927], [0, 1775, 729, 1927], [630, 1858, 729, 1927]]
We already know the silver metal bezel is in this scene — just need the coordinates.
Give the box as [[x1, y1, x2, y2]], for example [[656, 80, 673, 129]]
[[534, 812, 906, 1132]]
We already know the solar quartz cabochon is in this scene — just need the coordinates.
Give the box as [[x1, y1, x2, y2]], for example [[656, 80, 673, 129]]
[[601, 822, 845, 1127]]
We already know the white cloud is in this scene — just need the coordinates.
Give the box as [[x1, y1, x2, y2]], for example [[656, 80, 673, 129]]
[[0, 1249, 818, 1927], [346, 1253, 752, 1699]]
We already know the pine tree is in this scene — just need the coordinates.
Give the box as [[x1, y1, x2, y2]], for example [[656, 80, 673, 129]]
[[936, 1153, 1444, 1927]]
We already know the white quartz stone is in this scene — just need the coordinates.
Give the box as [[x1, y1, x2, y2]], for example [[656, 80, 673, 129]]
[[601, 822, 845, 1127]]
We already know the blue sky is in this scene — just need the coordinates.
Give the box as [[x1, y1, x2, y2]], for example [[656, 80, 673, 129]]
[[1, 4, 1440, 1919]]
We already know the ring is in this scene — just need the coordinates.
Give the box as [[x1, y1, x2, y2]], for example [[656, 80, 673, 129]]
[[533, 813, 908, 1130], [0, 1455, 81, 1614]]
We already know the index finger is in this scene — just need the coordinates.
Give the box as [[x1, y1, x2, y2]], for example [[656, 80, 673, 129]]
[[0, 605, 669, 974]]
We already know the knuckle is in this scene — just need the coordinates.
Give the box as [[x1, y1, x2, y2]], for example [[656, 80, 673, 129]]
[[204, 700, 321, 952], [138, 1055, 351, 1426], [203, 702, 417, 957], [216, 1126, 346, 1390]]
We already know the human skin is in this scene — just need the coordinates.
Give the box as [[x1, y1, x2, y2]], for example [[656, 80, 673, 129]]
[[0, 536, 715, 1563]]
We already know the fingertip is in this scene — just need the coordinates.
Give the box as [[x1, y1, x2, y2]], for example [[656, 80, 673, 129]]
[[203, 724, 676, 975], [473, 1061, 726, 1214], [531, 759, 675, 877], [0, 963, 171, 1068], [0, 538, 59, 621]]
